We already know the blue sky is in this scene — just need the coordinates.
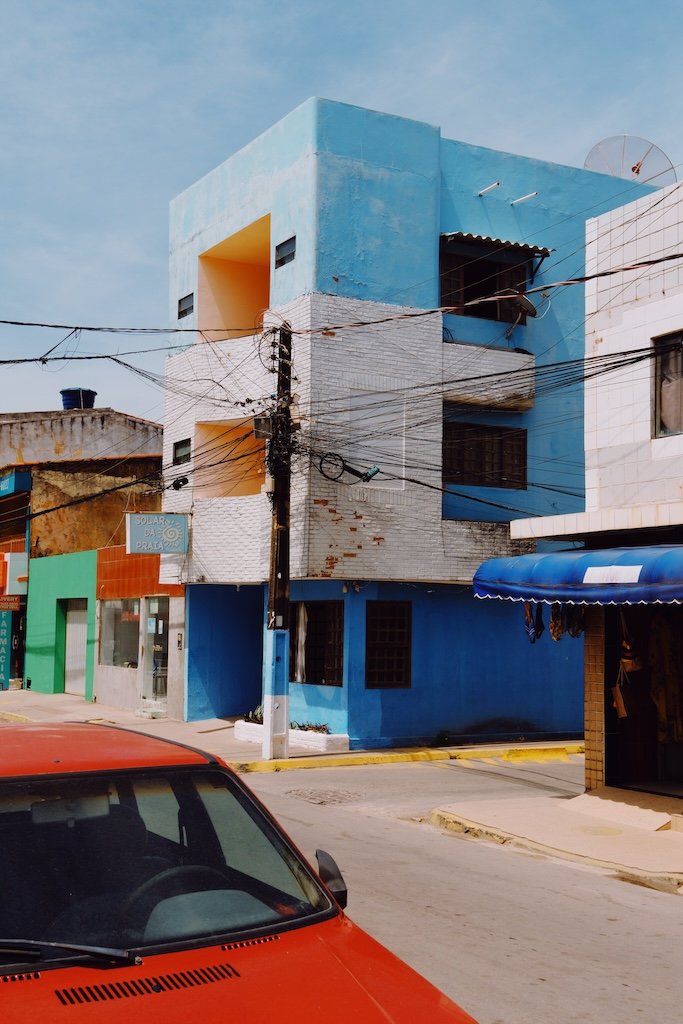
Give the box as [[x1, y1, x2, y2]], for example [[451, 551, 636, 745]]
[[3, 0, 683, 421]]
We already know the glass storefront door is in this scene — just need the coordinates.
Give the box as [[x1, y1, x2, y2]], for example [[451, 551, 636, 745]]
[[142, 597, 169, 700]]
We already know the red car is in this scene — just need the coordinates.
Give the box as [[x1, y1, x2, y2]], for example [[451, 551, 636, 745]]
[[0, 723, 477, 1023]]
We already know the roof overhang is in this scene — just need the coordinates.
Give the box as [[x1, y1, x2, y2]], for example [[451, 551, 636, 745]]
[[440, 232, 551, 258], [473, 545, 683, 605]]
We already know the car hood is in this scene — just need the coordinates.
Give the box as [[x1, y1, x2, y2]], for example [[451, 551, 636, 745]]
[[2, 916, 477, 1023]]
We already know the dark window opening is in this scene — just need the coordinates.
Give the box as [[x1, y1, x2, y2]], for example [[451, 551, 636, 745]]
[[291, 601, 343, 686], [275, 236, 296, 268], [172, 438, 191, 465], [654, 332, 683, 437], [440, 240, 530, 324], [443, 419, 527, 489], [365, 601, 411, 689], [178, 293, 194, 319]]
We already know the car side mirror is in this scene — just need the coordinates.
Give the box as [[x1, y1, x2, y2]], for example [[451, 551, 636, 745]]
[[315, 849, 348, 909]]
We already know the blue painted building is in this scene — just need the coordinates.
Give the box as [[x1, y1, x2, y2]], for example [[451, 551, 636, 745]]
[[161, 98, 651, 747]]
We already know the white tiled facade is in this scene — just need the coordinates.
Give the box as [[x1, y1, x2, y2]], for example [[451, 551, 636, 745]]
[[161, 293, 532, 586], [513, 184, 683, 542]]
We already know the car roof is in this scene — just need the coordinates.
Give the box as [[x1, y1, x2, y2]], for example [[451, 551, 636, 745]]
[[0, 723, 213, 778]]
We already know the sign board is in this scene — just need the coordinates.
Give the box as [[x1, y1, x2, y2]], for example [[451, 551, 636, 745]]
[[126, 513, 189, 555], [0, 470, 31, 497], [0, 595, 20, 612], [1, 553, 28, 596], [0, 610, 11, 688]]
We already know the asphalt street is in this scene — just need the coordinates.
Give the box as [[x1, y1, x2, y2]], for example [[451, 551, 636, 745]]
[[248, 758, 682, 1024]]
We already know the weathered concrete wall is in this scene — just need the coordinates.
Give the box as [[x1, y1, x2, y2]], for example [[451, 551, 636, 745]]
[[30, 458, 161, 557], [0, 410, 161, 467]]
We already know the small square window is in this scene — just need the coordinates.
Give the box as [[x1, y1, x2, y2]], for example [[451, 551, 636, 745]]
[[172, 438, 191, 465], [178, 293, 194, 319], [275, 236, 296, 268]]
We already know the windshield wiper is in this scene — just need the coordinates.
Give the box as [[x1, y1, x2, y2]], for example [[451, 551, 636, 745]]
[[0, 938, 142, 966]]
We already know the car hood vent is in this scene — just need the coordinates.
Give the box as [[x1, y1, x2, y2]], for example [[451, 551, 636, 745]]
[[54, 961, 239, 1005], [2, 971, 41, 984]]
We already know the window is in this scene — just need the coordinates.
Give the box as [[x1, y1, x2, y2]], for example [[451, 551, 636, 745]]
[[291, 601, 343, 685], [440, 238, 531, 324], [654, 333, 683, 436], [365, 601, 411, 689], [99, 599, 140, 668], [177, 293, 194, 319], [275, 236, 296, 268], [172, 438, 191, 465], [443, 420, 527, 489]]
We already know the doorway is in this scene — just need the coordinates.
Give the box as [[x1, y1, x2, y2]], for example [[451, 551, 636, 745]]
[[142, 597, 169, 701], [605, 605, 683, 796], [64, 599, 88, 696]]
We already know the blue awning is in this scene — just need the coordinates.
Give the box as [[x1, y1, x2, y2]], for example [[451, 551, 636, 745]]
[[473, 546, 683, 605]]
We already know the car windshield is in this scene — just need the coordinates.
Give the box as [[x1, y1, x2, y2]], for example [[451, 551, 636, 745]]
[[0, 766, 332, 963]]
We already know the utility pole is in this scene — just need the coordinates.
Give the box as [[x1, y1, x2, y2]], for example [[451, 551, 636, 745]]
[[262, 323, 292, 760]]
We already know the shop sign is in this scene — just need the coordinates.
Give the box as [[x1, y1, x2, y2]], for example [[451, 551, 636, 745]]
[[1, 553, 28, 596], [0, 595, 20, 612], [0, 610, 10, 688], [126, 513, 189, 555]]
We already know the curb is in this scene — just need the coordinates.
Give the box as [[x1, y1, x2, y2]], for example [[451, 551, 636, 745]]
[[429, 808, 683, 896], [229, 743, 585, 774]]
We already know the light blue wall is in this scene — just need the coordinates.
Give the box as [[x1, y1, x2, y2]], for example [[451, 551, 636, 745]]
[[170, 98, 320, 317], [314, 100, 441, 308], [436, 139, 654, 523], [185, 583, 263, 720]]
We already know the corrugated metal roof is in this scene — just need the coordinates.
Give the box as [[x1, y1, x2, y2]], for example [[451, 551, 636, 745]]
[[441, 232, 551, 258]]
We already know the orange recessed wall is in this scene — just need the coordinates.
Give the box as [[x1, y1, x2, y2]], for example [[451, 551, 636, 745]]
[[97, 546, 184, 600]]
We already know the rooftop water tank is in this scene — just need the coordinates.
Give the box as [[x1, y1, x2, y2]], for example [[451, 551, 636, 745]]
[[60, 388, 97, 410]]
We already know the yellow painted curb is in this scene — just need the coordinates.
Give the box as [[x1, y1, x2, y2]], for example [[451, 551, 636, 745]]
[[0, 712, 31, 723], [449, 744, 584, 763], [230, 749, 452, 773], [229, 744, 584, 773]]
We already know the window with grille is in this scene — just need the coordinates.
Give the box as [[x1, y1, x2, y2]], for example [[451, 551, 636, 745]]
[[365, 601, 411, 689], [443, 420, 527, 489], [654, 333, 683, 437], [440, 239, 530, 324], [290, 601, 343, 686]]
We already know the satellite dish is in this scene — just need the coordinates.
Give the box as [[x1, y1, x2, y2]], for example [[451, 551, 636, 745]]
[[584, 135, 677, 188]]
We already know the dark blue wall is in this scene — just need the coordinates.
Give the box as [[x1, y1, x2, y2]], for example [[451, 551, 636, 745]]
[[186, 584, 263, 721], [287, 580, 583, 747]]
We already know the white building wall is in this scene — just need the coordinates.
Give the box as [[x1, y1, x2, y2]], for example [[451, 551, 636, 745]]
[[585, 184, 683, 514], [161, 293, 531, 586], [513, 184, 683, 542]]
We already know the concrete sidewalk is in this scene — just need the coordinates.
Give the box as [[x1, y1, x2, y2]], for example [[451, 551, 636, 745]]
[[2, 689, 683, 893]]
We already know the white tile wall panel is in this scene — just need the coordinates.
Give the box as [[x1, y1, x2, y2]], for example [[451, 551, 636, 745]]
[[161, 293, 533, 584]]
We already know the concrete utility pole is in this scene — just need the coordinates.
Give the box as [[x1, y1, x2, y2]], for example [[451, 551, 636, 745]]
[[262, 323, 292, 760]]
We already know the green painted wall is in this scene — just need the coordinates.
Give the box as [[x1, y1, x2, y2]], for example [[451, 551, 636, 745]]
[[24, 551, 97, 697]]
